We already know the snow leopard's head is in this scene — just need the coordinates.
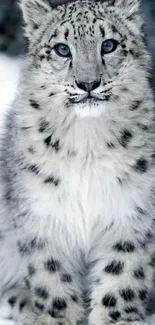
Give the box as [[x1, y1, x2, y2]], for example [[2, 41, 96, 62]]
[[21, 0, 149, 118]]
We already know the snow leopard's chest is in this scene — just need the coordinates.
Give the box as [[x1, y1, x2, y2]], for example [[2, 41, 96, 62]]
[[19, 154, 143, 251]]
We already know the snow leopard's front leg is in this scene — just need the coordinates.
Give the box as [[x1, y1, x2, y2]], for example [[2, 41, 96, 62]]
[[0, 285, 83, 325], [0, 289, 60, 325], [0, 245, 84, 325], [87, 232, 154, 325]]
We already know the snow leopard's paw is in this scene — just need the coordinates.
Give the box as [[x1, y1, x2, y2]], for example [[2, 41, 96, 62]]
[[88, 302, 148, 325], [0, 289, 82, 325]]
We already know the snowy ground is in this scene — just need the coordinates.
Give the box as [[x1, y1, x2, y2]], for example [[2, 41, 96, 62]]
[[0, 53, 21, 118]]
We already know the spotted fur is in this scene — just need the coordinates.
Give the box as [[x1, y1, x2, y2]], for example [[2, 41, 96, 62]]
[[0, 1, 155, 325]]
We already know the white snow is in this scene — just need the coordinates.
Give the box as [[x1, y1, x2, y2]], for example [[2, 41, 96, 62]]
[[0, 53, 21, 118], [0, 320, 16, 325]]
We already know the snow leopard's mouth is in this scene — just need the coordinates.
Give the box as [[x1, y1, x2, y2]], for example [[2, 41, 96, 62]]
[[69, 93, 110, 104], [75, 98, 99, 105]]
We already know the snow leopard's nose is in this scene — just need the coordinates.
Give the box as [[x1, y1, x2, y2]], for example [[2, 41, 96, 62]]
[[75, 80, 101, 93]]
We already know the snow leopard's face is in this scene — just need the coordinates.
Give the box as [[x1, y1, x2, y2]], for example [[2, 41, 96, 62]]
[[22, 0, 148, 118]]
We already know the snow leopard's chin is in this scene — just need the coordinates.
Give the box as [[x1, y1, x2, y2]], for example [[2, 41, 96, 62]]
[[72, 101, 107, 118]]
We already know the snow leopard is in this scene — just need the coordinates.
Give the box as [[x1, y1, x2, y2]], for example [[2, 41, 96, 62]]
[[0, 0, 155, 325]]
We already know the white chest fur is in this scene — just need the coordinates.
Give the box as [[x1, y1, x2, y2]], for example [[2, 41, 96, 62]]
[[20, 150, 147, 254]]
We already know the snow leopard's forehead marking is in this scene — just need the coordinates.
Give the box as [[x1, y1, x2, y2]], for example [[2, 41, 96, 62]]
[[48, 0, 138, 45], [65, 8, 97, 41]]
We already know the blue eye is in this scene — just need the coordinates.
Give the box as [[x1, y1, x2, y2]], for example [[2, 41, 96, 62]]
[[54, 43, 71, 58], [101, 39, 118, 55]]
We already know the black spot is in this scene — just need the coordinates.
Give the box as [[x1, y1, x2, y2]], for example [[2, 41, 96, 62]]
[[46, 49, 51, 55], [8, 296, 17, 307], [100, 25, 105, 37], [123, 49, 128, 57], [68, 150, 76, 157], [28, 264, 36, 276], [122, 86, 128, 91], [102, 294, 117, 307], [29, 99, 40, 110], [149, 256, 155, 267], [120, 288, 135, 301], [129, 49, 139, 60], [146, 231, 153, 241], [104, 260, 124, 275], [19, 299, 27, 312], [133, 266, 145, 279], [123, 318, 134, 322], [124, 306, 138, 314], [28, 164, 40, 175], [61, 273, 72, 283], [70, 295, 78, 302], [119, 129, 132, 148], [18, 238, 45, 256], [51, 140, 60, 152], [24, 277, 31, 289], [107, 142, 115, 148], [65, 29, 69, 40], [49, 29, 58, 42], [48, 309, 55, 317], [137, 123, 148, 131], [111, 25, 118, 34], [109, 311, 121, 321], [53, 298, 67, 310], [105, 94, 110, 101], [131, 100, 142, 111], [130, 100, 141, 111], [18, 241, 31, 255], [40, 55, 45, 60], [41, 85, 46, 90], [44, 176, 60, 187], [4, 188, 12, 201], [30, 238, 45, 250], [44, 135, 52, 146], [134, 158, 148, 173], [136, 207, 146, 215], [33, 24, 39, 29], [39, 120, 49, 133], [44, 258, 60, 272], [139, 289, 148, 301], [117, 177, 123, 184], [28, 146, 35, 154], [35, 301, 44, 311], [113, 241, 135, 253], [138, 239, 146, 249], [35, 287, 49, 300]]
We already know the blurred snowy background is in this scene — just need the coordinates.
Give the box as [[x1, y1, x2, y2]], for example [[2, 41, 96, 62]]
[[0, 0, 155, 115]]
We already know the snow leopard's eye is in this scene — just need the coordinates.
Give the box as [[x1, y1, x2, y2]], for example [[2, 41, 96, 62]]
[[101, 39, 118, 55], [54, 43, 71, 58]]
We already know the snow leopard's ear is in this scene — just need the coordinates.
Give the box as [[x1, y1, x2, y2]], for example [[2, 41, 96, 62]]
[[113, 0, 140, 14], [20, 0, 53, 36], [112, 0, 141, 24]]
